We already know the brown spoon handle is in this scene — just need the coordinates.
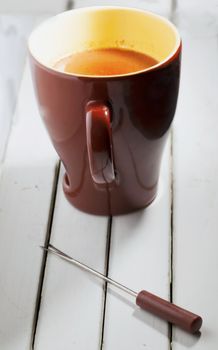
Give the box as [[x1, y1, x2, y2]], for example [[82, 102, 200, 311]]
[[136, 290, 202, 333]]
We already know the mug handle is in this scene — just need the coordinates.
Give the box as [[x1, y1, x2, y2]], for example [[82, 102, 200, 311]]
[[86, 101, 115, 185]]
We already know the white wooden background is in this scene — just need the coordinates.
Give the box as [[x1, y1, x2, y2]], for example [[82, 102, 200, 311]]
[[0, 0, 218, 349]]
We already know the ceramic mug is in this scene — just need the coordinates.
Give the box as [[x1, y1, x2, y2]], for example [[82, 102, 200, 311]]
[[29, 7, 181, 215]]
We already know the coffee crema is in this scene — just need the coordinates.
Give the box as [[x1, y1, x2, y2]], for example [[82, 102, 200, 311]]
[[53, 47, 158, 76]]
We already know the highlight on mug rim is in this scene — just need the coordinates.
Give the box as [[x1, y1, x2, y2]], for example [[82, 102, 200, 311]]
[[28, 6, 181, 79]]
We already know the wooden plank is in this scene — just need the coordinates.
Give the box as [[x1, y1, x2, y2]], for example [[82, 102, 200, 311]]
[[74, 0, 172, 16], [0, 63, 58, 350], [172, 8, 218, 350], [173, 0, 218, 40], [34, 166, 109, 350], [0, 15, 39, 161], [102, 140, 172, 349], [0, 1, 68, 13], [176, 0, 218, 14]]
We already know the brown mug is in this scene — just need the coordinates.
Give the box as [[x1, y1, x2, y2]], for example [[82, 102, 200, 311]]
[[29, 7, 181, 216]]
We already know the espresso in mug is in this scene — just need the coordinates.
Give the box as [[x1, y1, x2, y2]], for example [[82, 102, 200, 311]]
[[54, 48, 158, 76]]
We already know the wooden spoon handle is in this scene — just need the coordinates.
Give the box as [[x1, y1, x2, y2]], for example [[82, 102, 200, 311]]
[[136, 290, 202, 333]]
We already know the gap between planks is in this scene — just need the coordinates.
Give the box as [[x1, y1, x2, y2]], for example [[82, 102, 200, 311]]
[[100, 216, 113, 350], [169, 129, 174, 350], [169, 2, 177, 348], [66, 0, 75, 10], [170, 0, 178, 18], [31, 162, 60, 349], [30, 3, 70, 347]]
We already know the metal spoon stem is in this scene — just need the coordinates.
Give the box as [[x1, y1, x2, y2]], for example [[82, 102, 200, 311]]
[[41, 244, 137, 298]]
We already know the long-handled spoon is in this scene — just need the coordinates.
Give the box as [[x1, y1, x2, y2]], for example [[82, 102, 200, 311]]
[[41, 244, 202, 334]]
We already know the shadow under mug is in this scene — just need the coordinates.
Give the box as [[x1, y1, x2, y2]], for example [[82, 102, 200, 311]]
[[29, 7, 181, 216]]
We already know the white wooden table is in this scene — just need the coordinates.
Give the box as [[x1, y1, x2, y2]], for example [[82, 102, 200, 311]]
[[0, 1, 218, 349]]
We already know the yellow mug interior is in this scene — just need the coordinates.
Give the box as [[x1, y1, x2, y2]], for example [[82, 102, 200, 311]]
[[29, 6, 181, 77]]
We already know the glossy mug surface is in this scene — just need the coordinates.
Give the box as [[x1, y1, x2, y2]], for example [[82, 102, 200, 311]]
[[29, 7, 181, 215]]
